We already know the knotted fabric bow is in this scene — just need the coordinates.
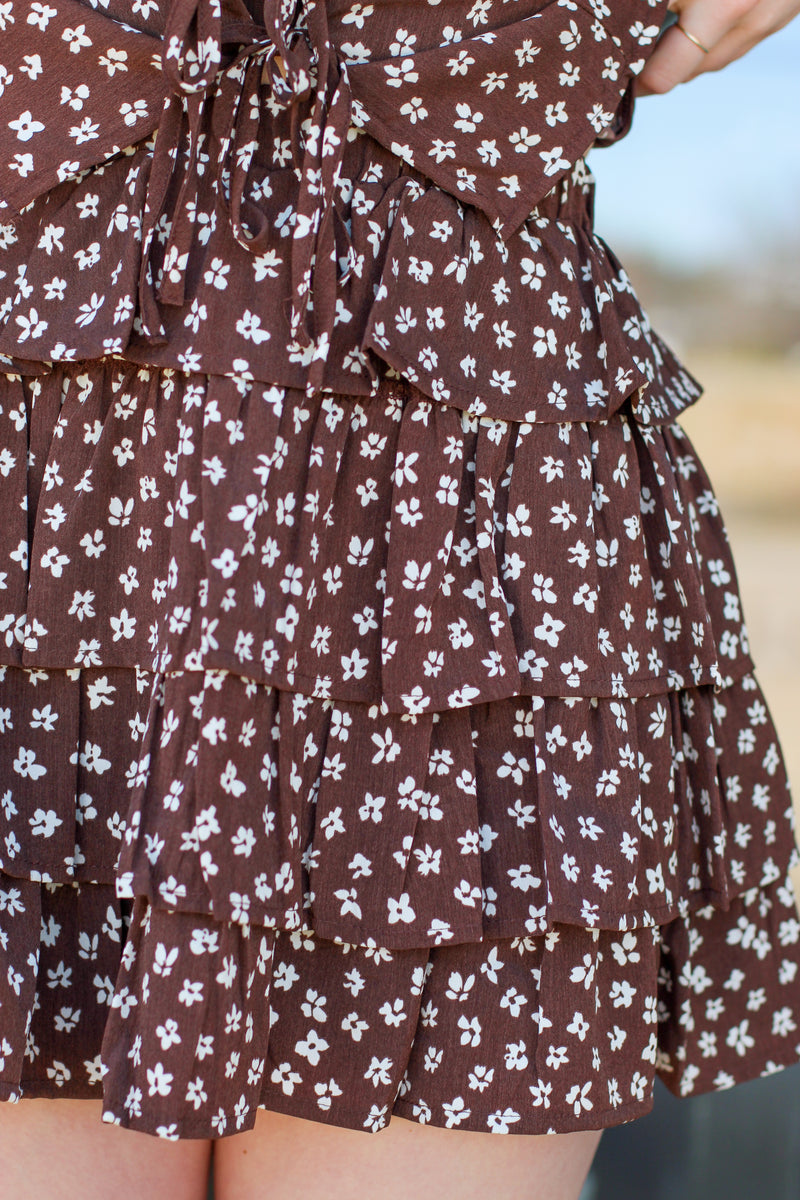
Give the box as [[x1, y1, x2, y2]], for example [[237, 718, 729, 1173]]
[[137, 0, 354, 390]]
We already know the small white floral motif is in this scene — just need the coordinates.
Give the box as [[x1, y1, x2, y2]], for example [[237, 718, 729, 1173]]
[[0, 0, 796, 1150]]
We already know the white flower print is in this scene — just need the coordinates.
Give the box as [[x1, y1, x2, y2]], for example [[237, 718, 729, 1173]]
[[0, 0, 795, 1148]]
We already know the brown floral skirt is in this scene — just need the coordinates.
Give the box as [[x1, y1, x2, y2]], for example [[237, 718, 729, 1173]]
[[0, 360, 798, 1139]]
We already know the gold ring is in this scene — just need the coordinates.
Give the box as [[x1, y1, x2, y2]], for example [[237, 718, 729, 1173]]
[[676, 22, 711, 53]]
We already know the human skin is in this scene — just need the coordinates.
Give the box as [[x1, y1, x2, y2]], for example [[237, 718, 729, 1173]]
[[1, 1, 798, 1197], [0, 1099, 212, 1200], [213, 1111, 603, 1200], [638, 0, 800, 94], [0, 1099, 601, 1200]]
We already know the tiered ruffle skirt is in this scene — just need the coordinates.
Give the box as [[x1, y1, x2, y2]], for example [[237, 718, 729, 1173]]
[[0, 360, 798, 1138]]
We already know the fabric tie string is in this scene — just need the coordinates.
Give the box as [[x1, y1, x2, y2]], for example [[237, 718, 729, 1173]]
[[137, 0, 353, 391]]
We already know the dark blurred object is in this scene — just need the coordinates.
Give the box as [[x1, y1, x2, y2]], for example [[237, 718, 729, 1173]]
[[583, 1067, 800, 1199]]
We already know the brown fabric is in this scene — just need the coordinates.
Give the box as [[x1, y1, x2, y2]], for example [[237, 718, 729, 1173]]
[[0, 0, 799, 1141], [0, 0, 697, 417]]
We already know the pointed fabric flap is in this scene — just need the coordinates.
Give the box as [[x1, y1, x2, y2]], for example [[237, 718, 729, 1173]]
[[345, 0, 670, 239], [0, 1, 168, 215]]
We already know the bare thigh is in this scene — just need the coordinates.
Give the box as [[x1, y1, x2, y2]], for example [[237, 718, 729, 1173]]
[[214, 1110, 601, 1200], [0, 1099, 212, 1200]]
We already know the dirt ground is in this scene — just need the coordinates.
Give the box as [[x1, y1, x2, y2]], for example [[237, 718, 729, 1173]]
[[677, 351, 800, 836]]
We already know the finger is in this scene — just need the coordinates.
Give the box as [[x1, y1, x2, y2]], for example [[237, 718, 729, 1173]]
[[684, 3, 799, 77], [636, 24, 709, 94], [682, 27, 760, 76], [637, 0, 753, 94]]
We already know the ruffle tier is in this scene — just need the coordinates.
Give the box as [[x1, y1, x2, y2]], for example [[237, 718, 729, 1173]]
[[1, 634, 798, 1136], [0, 662, 794, 941], [0, 107, 697, 425], [3, 365, 745, 711], [1, 871, 799, 1138]]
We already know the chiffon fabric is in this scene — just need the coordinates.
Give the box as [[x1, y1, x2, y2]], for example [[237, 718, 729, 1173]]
[[0, 0, 798, 1141]]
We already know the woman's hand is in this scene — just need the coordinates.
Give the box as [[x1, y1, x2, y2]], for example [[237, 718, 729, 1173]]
[[637, 0, 799, 94]]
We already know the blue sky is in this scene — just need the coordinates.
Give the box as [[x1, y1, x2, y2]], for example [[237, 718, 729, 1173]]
[[589, 20, 800, 268]]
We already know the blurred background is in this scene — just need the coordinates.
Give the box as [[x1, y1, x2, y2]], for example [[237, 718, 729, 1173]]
[[581, 19, 800, 1199]]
